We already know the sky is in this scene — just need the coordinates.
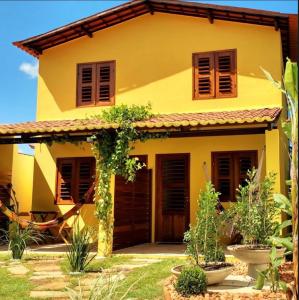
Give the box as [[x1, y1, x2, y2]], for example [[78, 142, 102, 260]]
[[0, 0, 298, 153]]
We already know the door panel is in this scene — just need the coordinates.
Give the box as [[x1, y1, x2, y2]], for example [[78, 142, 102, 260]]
[[113, 166, 152, 250], [156, 154, 190, 243]]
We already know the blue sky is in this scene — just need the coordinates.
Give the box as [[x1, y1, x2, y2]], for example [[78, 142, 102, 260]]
[[0, 0, 297, 153]]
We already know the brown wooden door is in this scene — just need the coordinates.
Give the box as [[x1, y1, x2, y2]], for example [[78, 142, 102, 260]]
[[156, 154, 190, 243], [113, 168, 152, 250]]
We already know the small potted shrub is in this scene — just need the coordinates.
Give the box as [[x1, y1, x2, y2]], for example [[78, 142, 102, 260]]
[[175, 266, 207, 296], [171, 182, 233, 285], [226, 168, 285, 278]]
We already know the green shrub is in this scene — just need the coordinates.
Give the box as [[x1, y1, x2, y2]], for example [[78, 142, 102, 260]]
[[67, 223, 96, 273], [175, 266, 207, 296], [226, 169, 279, 245], [184, 181, 224, 265]]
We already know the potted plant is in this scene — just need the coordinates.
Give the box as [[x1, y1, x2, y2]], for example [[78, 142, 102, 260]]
[[171, 182, 233, 285], [227, 168, 285, 278]]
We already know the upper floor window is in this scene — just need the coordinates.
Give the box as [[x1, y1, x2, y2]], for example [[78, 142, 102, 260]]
[[56, 157, 95, 205], [77, 61, 115, 107], [212, 150, 257, 202], [193, 49, 237, 100]]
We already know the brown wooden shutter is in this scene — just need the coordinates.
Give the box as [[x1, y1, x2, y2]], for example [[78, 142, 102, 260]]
[[212, 151, 257, 202], [77, 64, 96, 106], [162, 157, 188, 214], [215, 50, 236, 98], [234, 151, 257, 189], [56, 159, 76, 204], [96, 61, 115, 105], [193, 53, 215, 99], [212, 153, 234, 202], [76, 158, 95, 204]]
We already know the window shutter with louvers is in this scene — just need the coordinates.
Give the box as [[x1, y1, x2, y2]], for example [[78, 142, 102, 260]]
[[212, 153, 234, 202], [96, 61, 115, 105], [57, 159, 76, 204], [215, 50, 236, 98], [56, 158, 95, 205], [77, 64, 96, 106], [193, 53, 215, 99], [212, 151, 257, 202], [77, 158, 95, 203]]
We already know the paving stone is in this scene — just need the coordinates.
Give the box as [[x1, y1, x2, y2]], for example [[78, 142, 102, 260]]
[[9, 260, 22, 265], [219, 275, 253, 287], [208, 275, 270, 294], [30, 291, 67, 299], [33, 271, 63, 276], [32, 264, 61, 272], [78, 273, 126, 287], [33, 281, 68, 291], [30, 274, 65, 280], [7, 264, 30, 275]]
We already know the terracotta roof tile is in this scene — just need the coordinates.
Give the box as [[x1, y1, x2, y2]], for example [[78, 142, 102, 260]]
[[0, 107, 281, 136]]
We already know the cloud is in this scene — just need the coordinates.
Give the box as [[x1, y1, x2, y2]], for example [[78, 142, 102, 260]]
[[19, 61, 38, 78]]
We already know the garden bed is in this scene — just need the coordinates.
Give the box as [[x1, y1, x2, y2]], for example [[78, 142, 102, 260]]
[[164, 262, 294, 300], [164, 276, 287, 300]]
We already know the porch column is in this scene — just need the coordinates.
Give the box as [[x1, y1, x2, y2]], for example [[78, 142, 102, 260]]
[[97, 174, 115, 257], [265, 128, 288, 195]]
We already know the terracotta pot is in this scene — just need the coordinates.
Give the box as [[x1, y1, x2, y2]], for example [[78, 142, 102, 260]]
[[171, 263, 234, 285], [227, 245, 285, 279]]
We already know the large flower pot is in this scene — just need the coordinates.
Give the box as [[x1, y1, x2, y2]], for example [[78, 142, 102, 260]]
[[171, 263, 234, 285], [227, 245, 285, 279]]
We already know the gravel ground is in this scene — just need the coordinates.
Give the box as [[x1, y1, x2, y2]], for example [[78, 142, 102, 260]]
[[164, 262, 294, 300]]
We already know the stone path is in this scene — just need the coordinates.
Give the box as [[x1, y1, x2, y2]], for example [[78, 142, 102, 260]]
[[7, 262, 30, 275], [27, 257, 162, 299]]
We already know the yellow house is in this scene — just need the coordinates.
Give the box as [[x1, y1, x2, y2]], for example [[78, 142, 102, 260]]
[[0, 0, 297, 254]]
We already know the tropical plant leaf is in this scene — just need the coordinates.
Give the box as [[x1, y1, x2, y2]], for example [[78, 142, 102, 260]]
[[270, 236, 293, 251], [284, 58, 298, 102], [260, 67, 284, 92], [254, 271, 267, 290], [273, 193, 292, 216]]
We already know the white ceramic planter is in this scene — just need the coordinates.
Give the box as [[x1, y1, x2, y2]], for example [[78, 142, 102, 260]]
[[227, 245, 285, 279], [171, 264, 234, 285]]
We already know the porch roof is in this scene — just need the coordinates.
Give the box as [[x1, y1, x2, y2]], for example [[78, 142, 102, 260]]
[[0, 107, 281, 144]]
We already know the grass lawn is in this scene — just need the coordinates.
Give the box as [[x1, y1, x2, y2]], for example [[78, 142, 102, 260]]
[[0, 268, 33, 300], [117, 258, 183, 299], [0, 253, 183, 300]]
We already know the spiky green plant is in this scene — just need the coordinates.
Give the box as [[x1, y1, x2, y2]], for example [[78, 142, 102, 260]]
[[0, 222, 44, 259], [67, 223, 96, 273], [67, 273, 142, 300]]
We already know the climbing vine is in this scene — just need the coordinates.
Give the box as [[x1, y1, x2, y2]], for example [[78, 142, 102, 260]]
[[89, 104, 162, 256]]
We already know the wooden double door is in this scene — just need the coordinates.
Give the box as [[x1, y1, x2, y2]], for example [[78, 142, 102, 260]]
[[113, 159, 152, 250], [155, 154, 190, 243]]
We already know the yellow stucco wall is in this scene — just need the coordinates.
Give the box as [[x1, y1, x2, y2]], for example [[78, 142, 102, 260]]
[[32, 143, 98, 232], [11, 148, 34, 214], [32, 134, 265, 243], [37, 13, 282, 120], [24, 11, 287, 252], [0, 145, 14, 184]]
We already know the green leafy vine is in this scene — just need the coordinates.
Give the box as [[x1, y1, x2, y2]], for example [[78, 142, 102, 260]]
[[89, 104, 164, 256]]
